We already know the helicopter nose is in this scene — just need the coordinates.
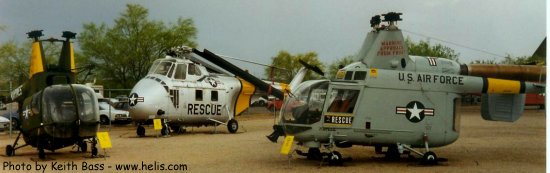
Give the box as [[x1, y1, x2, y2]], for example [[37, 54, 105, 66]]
[[128, 77, 171, 122]]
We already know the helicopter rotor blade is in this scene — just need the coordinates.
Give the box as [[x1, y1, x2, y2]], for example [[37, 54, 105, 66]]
[[298, 59, 325, 76]]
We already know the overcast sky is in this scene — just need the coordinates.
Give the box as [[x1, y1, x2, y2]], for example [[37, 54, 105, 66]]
[[0, 0, 546, 77]]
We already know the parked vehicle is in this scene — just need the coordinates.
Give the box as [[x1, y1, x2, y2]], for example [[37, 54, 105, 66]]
[[266, 97, 283, 112], [525, 93, 545, 109], [113, 101, 130, 111], [0, 116, 10, 131], [98, 100, 131, 125], [1, 111, 19, 130]]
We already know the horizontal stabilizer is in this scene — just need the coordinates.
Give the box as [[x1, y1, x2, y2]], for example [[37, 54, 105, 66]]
[[481, 94, 525, 122]]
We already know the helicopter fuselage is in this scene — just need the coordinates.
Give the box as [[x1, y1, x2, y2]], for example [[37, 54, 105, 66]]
[[128, 56, 252, 128], [280, 58, 541, 149]]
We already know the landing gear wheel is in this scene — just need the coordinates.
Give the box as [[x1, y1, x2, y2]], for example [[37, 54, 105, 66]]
[[78, 141, 87, 152], [100, 116, 109, 125], [5, 145, 14, 156], [137, 125, 145, 137], [307, 148, 322, 160], [421, 151, 438, 165], [38, 149, 45, 159], [227, 119, 238, 133], [385, 145, 400, 159], [328, 151, 343, 166], [91, 147, 98, 157], [170, 125, 184, 134], [161, 125, 169, 136]]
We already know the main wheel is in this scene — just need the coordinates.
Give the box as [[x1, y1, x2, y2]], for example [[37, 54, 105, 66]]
[[328, 151, 343, 166], [161, 125, 169, 136], [385, 145, 400, 159], [78, 141, 88, 152], [100, 115, 109, 125], [137, 125, 145, 137], [38, 149, 45, 159], [421, 151, 438, 165], [91, 147, 98, 157], [5, 145, 14, 156], [307, 148, 322, 160], [227, 119, 238, 133]]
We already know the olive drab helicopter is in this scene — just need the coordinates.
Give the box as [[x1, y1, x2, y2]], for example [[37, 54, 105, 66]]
[[128, 46, 305, 137], [264, 12, 544, 165], [4, 30, 100, 159]]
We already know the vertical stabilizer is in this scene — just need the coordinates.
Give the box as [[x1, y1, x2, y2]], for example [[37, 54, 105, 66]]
[[359, 12, 412, 70], [59, 31, 77, 73], [27, 30, 46, 78], [354, 15, 381, 62]]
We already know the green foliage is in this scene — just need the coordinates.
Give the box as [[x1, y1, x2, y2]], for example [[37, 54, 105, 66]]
[[470, 59, 497, 64], [0, 40, 63, 87], [327, 55, 354, 78], [78, 4, 197, 88], [500, 54, 544, 65], [265, 51, 324, 83], [470, 54, 544, 65], [405, 37, 459, 62]]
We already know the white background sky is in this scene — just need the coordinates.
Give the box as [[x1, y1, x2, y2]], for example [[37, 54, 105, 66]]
[[0, 0, 546, 77]]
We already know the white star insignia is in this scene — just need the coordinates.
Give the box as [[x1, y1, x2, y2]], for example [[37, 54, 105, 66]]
[[407, 103, 423, 120]]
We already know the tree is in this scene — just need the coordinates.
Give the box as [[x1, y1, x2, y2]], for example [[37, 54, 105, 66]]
[[470, 59, 497, 64], [78, 4, 197, 88], [327, 55, 354, 78], [405, 37, 460, 62], [265, 51, 324, 83], [470, 54, 544, 65], [0, 40, 63, 87]]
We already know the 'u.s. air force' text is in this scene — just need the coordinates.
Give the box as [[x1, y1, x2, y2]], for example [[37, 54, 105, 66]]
[[398, 72, 464, 85]]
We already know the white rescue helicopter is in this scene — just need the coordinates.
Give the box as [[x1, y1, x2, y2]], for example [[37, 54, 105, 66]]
[[128, 46, 306, 136]]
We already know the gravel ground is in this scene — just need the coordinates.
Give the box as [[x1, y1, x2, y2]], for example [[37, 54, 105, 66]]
[[0, 106, 545, 173]]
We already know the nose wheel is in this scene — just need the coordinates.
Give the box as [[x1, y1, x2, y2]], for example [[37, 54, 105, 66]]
[[136, 125, 145, 137]]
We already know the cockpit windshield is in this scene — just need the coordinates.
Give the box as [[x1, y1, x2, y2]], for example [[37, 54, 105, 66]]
[[74, 84, 99, 137], [42, 84, 99, 138], [42, 85, 78, 138], [281, 80, 329, 125], [148, 59, 175, 76]]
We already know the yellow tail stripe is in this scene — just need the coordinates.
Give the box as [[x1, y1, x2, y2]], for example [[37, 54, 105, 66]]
[[487, 78, 521, 94]]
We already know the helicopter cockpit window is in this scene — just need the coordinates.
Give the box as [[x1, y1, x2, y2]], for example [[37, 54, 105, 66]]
[[42, 85, 78, 138], [151, 61, 174, 76], [173, 64, 187, 80], [282, 80, 329, 125], [188, 63, 201, 76], [327, 89, 360, 113], [147, 60, 161, 74], [74, 85, 98, 122]]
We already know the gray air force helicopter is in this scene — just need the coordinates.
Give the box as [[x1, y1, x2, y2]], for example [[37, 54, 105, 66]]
[[128, 46, 304, 137], [5, 30, 100, 159], [270, 12, 545, 165]]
